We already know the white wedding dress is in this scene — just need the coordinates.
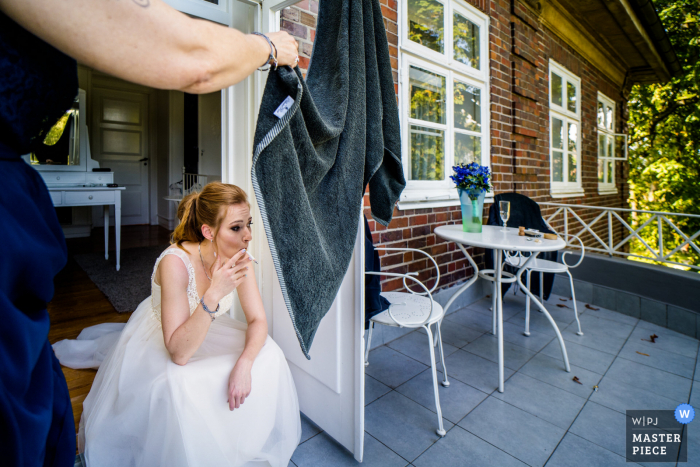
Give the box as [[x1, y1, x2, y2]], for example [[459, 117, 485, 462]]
[[53, 247, 301, 467]]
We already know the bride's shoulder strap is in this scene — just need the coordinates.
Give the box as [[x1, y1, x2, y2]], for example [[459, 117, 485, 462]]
[[152, 246, 195, 285]]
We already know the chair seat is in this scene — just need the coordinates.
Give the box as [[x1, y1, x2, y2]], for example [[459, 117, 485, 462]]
[[505, 256, 568, 273], [371, 292, 445, 327]]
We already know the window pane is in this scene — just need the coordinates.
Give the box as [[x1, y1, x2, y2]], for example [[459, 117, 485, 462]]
[[454, 133, 480, 165], [606, 105, 613, 131], [552, 118, 564, 149], [408, 0, 444, 54], [598, 159, 604, 182], [551, 73, 562, 106], [568, 122, 578, 153], [567, 81, 577, 113], [454, 81, 481, 131], [409, 66, 446, 124], [597, 102, 605, 128], [552, 151, 563, 182], [568, 152, 577, 182], [410, 125, 444, 181], [598, 133, 606, 158], [453, 12, 479, 69], [607, 160, 614, 184], [607, 137, 614, 158]]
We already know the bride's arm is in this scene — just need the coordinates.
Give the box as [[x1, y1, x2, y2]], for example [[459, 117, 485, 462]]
[[227, 271, 268, 411], [159, 255, 219, 365]]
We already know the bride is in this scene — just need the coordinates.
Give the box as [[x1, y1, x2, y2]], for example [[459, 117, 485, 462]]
[[54, 182, 301, 466]]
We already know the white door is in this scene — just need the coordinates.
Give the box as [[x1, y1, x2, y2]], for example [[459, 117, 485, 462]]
[[259, 0, 365, 461], [91, 87, 150, 225], [197, 91, 223, 180]]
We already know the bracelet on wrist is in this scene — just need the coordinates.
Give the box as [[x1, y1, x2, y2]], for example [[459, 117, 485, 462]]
[[251, 32, 278, 71], [200, 297, 219, 321]]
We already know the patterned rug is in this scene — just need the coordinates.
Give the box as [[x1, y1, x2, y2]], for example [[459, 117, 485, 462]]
[[73, 245, 168, 312]]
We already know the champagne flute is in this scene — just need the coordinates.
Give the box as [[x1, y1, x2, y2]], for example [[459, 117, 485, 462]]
[[499, 201, 511, 232]]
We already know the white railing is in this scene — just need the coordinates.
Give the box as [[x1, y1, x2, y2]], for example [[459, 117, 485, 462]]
[[540, 203, 700, 271]]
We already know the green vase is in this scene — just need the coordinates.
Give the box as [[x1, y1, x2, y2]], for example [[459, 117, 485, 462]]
[[458, 189, 485, 233]]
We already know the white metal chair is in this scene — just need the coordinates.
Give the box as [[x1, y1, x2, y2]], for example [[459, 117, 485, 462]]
[[503, 234, 586, 336], [365, 248, 449, 437]]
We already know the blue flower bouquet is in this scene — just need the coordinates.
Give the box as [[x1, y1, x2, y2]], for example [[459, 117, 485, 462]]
[[451, 162, 491, 233]]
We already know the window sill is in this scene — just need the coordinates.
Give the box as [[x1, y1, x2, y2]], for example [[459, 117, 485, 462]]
[[398, 192, 495, 211], [550, 187, 585, 199], [598, 185, 618, 195]]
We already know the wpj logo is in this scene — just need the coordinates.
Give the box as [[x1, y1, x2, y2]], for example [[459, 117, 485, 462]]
[[626, 410, 688, 463]]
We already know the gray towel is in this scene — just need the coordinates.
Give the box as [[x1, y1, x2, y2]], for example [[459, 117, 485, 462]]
[[252, 0, 405, 358]]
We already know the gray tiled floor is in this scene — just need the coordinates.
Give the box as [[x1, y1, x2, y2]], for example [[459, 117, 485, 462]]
[[287, 293, 700, 467]]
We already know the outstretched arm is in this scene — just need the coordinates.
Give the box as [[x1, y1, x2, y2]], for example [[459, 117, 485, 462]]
[[0, 0, 298, 94]]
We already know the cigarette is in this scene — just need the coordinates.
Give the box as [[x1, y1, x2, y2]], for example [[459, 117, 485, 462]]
[[241, 249, 258, 264]]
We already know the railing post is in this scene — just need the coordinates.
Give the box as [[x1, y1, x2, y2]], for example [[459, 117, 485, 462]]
[[564, 209, 568, 242], [608, 211, 613, 256], [657, 216, 663, 258]]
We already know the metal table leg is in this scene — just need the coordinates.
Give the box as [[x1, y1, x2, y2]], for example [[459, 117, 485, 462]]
[[516, 253, 571, 372], [495, 249, 505, 393]]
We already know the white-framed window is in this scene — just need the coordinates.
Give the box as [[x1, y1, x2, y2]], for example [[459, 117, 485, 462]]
[[597, 92, 628, 194], [398, 0, 490, 208], [549, 60, 583, 198]]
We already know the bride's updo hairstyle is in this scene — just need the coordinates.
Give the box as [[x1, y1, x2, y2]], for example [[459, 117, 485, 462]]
[[171, 181, 249, 252]]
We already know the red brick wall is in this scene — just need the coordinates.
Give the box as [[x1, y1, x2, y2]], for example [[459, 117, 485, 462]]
[[283, 0, 631, 294]]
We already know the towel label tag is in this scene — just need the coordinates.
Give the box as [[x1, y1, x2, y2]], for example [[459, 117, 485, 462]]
[[273, 96, 294, 119]]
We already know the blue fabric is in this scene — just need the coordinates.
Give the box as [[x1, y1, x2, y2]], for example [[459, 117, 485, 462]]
[[0, 11, 77, 467], [364, 216, 389, 330]]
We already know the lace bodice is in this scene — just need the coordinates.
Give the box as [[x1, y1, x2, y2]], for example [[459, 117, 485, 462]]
[[150, 247, 233, 323]]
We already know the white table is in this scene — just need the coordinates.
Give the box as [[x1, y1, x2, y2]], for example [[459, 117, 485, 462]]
[[47, 185, 125, 271], [434, 225, 571, 392]]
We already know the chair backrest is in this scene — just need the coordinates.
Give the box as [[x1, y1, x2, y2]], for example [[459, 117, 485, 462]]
[[487, 192, 553, 234]]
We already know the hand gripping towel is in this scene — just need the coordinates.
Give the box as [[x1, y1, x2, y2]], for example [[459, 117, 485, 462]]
[[252, 0, 405, 358]]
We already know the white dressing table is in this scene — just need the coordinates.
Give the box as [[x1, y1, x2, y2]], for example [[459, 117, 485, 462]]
[[26, 89, 124, 271]]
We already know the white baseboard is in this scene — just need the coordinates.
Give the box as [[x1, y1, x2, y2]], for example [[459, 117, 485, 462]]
[[158, 215, 177, 231]]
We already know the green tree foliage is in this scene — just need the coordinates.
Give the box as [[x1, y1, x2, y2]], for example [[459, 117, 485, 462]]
[[627, 0, 700, 270]]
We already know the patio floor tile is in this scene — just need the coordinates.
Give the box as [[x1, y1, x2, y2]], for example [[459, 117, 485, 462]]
[[629, 325, 700, 359], [690, 383, 700, 407], [387, 330, 459, 369], [540, 339, 615, 375], [492, 372, 587, 429], [501, 321, 555, 352], [618, 339, 696, 378], [589, 377, 685, 414], [561, 324, 628, 355], [519, 353, 603, 399], [567, 314, 635, 340], [507, 311, 560, 336], [395, 368, 488, 424], [364, 391, 454, 462], [544, 432, 629, 467], [463, 334, 538, 371], [432, 321, 484, 349], [291, 431, 408, 467], [300, 412, 322, 444], [569, 402, 627, 457], [413, 426, 527, 467], [604, 358, 693, 403], [636, 320, 700, 343], [365, 346, 428, 389], [583, 306, 639, 326], [442, 349, 515, 393], [464, 298, 522, 321], [444, 307, 494, 333], [459, 396, 566, 467], [695, 357, 700, 381], [365, 375, 391, 406]]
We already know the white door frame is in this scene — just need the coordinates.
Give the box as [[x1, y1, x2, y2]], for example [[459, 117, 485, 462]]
[[219, 0, 366, 460]]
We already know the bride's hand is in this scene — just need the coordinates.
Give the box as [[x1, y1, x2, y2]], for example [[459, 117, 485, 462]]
[[227, 360, 252, 410], [207, 250, 250, 302]]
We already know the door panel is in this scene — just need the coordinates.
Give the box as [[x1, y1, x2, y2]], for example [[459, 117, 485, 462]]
[[91, 88, 150, 225]]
